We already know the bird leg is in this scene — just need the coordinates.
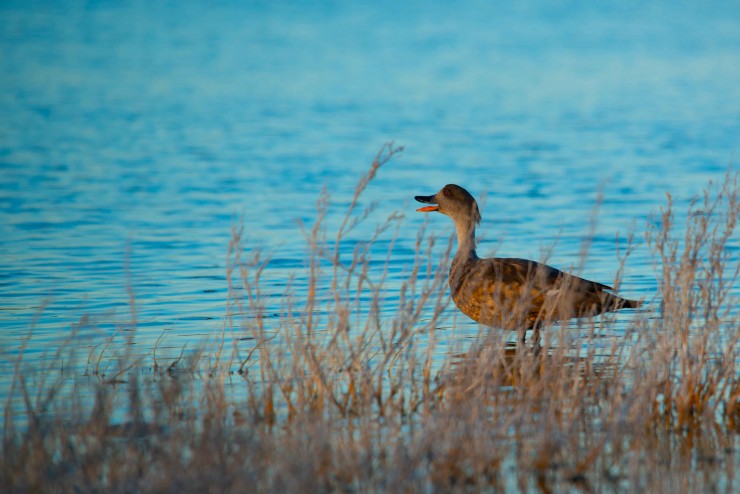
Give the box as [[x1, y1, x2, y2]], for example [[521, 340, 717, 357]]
[[531, 324, 543, 355], [531, 325, 542, 347]]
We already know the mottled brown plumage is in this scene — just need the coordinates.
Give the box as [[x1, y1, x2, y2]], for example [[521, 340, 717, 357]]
[[416, 184, 641, 340]]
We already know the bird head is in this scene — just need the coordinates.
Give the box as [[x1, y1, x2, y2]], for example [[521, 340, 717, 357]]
[[415, 184, 481, 225]]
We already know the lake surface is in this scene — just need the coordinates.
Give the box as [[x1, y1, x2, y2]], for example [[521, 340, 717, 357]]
[[1, 0, 739, 393]]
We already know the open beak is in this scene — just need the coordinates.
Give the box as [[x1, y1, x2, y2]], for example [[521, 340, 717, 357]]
[[415, 194, 439, 212]]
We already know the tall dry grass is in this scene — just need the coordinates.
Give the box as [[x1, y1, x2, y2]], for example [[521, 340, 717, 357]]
[[1, 146, 738, 493]]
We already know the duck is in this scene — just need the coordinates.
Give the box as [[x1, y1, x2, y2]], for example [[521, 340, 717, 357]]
[[415, 184, 641, 343]]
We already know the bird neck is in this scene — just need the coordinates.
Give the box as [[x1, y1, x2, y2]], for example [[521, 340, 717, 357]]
[[453, 218, 478, 261]]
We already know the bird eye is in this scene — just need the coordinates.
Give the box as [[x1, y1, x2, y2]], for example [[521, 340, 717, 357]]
[[443, 188, 451, 197]]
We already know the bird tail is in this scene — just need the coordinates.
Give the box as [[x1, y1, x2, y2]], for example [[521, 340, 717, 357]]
[[601, 292, 643, 311]]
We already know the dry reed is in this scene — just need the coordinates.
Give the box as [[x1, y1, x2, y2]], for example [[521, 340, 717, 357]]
[[1, 147, 738, 493]]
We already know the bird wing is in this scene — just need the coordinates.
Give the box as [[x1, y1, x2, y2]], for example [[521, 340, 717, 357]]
[[486, 258, 615, 323], [450, 256, 620, 329], [489, 258, 612, 291]]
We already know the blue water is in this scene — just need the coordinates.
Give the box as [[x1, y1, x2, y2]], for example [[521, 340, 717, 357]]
[[1, 0, 739, 387]]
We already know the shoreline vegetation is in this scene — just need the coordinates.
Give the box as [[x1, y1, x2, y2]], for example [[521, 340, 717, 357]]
[[2, 145, 739, 492]]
